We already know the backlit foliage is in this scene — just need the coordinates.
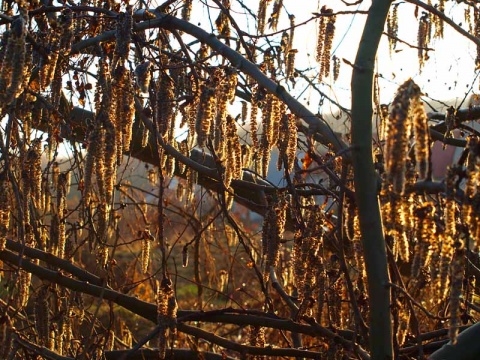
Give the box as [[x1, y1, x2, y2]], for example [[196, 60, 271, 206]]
[[387, 4, 399, 52], [384, 79, 430, 194], [417, 12, 430, 69], [315, 6, 336, 80], [0, 1, 479, 359]]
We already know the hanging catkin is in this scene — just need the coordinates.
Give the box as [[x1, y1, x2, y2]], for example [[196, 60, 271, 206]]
[[385, 79, 429, 194]]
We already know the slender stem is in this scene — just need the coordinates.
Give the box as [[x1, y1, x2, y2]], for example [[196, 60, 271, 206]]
[[351, 0, 393, 359]]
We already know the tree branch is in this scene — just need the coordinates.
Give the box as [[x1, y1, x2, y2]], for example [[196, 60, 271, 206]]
[[70, 9, 348, 156], [406, 0, 480, 48], [351, 0, 394, 359], [0, 247, 362, 351]]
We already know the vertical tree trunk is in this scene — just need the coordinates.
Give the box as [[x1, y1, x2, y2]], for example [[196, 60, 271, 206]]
[[351, 1, 393, 359]]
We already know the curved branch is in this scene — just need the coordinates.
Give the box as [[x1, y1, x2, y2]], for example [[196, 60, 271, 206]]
[[176, 323, 323, 359], [105, 348, 236, 360], [4, 239, 104, 287]]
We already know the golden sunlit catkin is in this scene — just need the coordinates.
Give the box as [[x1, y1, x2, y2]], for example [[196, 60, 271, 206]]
[[148, 168, 156, 186], [270, 0, 283, 31], [396, 306, 410, 346], [280, 13, 290, 47], [387, 4, 399, 53], [260, 94, 281, 177], [112, 66, 135, 155], [182, 0, 193, 21], [257, 0, 269, 34], [433, 0, 445, 39], [213, 69, 228, 156], [215, 0, 230, 39], [277, 114, 297, 173], [105, 330, 115, 351], [50, 214, 60, 256], [112, 69, 125, 166], [57, 173, 68, 259], [332, 55, 341, 81], [321, 14, 335, 79], [248, 325, 265, 353], [104, 118, 117, 205], [449, 248, 465, 345], [262, 202, 278, 282], [134, 61, 151, 93], [59, 9, 74, 52], [412, 95, 430, 178], [411, 203, 436, 278], [141, 124, 150, 148], [315, 8, 328, 63], [223, 115, 241, 188], [250, 84, 259, 150], [351, 211, 366, 283], [48, 329, 55, 351], [196, 85, 216, 147], [0, 181, 10, 251], [285, 49, 297, 82], [95, 125, 107, 203], [276, 115, 288, 171], [465, 7, 473, 34], [225, 66, 238, 104], [34, 285, 50, 346], [46, 10, 72, 107], [157, 278, 177, 359], [314, 257, 326, 323], [466, 275, 476, 317], [261, 195, 287, 282], [39, 42, 58, 91], [300, 240, 325, 318], [18, 270, 31, 308], [417, 12, 430, 69], [156, 67, 176, 142], [463, 136, 477, 205], [286, 114, 297, 173], [430, 231, 442, 282], [112, 6, 132, 69], [463, 137, 480, 247], [262, 49, 275, 77], [241, 100, 248, 125], [231, 122, 242, 182], [440, 239, 455, 300], [141, 230, 153, 274], [315, 7, 335, 79], [292, 233, 308, 298], [0, 15, 27, 105], [443, 106, 455, 144], [293, 234, 321, 309], [389, 193, 411, 263], [83, 123, 101, 205], [437, 167, 457, 297], [242, 144, 253, 169], [385, 79, 422, 194], [24, 140, 42, 210], [120, 321, 133, 347], [97, 241, 109, 268], [0, 315, 13, 359]]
